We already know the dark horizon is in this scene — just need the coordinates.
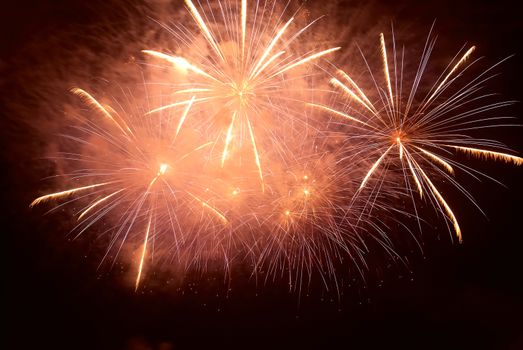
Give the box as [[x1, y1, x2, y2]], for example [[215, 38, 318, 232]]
[[2, 0, 523, 349]]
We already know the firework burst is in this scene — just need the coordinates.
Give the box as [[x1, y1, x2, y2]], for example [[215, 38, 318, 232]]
[[311, 26, 522, 243], [28, 1, 522, 295], [30, 88, 230, 290], [142, 0, 339, 192]]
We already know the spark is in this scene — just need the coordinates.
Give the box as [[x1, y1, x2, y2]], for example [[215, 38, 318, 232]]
[[246, 116, 264, 192], [78, 189, 125, 221], [359, 144, 394, 190], [404, 149, 424, 198], [336, 69, 376, 112], [451, 145, 523, 165], [270, 47, 341, 77], [71, 88, 134, 138], [307, 103, 372, 127], [183, 0, 225, 61], [425, 46, 476, 106], [31, 182, 113, 207], [222, 112, 237, 167], [417, 164, 462, 242], [174, 96, 195, 140], [158, 163, 169, 176], [187, 192, 228, 224], [241, 0, 247, 59], [380, 33, 395, 111], [330, 77, 376, 115], [135, 212, 153, 291], [415, 146, 455, 175]]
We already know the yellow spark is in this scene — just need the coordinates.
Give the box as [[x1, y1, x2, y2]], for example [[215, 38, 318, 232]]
[[307, 103, 372, 128], [135, 212, 153, 291], [241, 0, 247, 59], [30, 182, 113, 207], [71, 88, 132, 138], [251, 51, 286, 79], [330, 77, 376, 115], [379, 33, 394, 109], [360, 144, 394, 190], [246, 116, 264, 192], [415, 146, 455, 174], [184, 0, 225, 61], [249, 17, 294, 79], [102, 104, 136, 138], [450, 145, 523, 165], [397, 137, 403, 159], [426, 46, 476, 105], [146, 97, 210, 116], [187, 192, 228, 224], [78, 189, 124, 221], [404, 149, 423, 198], [148, 177, 158, 187], [336, 69, 377, 112], [158, 163, 169, 176], [142, 50, 219, 82], [272, 47, 341, 77], [303, 188, 310, 196], [221, 112, 237, 167], [71, 88, 113, 121], [148, 164, 169, 188], [174, 88, 212, 94], [417, 165, 462, 243], [174, 96, 195, 140], [178, 141, 213, 162]]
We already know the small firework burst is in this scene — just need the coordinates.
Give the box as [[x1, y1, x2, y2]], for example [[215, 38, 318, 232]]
[[311, 26, 522, 243]]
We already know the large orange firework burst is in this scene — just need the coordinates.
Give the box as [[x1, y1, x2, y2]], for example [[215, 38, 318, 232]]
[[142, 0, 339, 192], [30, 1, 522, 294]]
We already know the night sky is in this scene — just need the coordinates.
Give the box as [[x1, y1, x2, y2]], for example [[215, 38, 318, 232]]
[[2, 0, 523, 349]]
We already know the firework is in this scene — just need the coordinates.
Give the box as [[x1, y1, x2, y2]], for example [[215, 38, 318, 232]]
[[142, 0, 339, 192], [28, 1, 522, 294], [310, 27, 522, 243], [30, 88, 229, 290]]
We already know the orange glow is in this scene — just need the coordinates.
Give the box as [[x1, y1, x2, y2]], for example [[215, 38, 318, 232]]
[[29, 3, 522, 293]]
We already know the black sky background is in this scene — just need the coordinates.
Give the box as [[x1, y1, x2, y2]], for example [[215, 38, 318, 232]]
[[2, 0, 523, 349]]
